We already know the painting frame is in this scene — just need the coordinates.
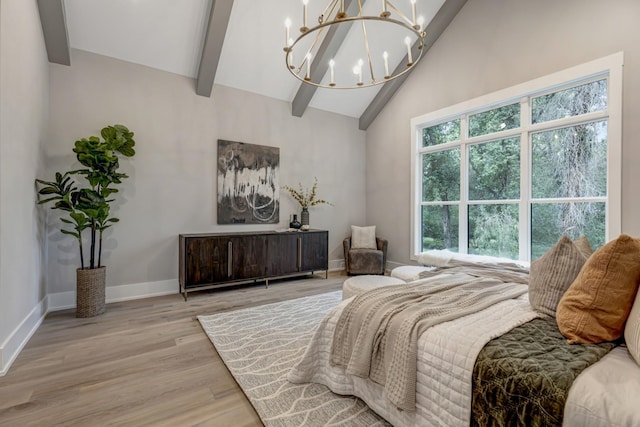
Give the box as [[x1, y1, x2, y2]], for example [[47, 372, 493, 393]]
[[217, 139, 280, 224]]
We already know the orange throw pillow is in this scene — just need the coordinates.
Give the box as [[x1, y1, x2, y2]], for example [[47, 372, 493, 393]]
[[556, 234, 640, 344]]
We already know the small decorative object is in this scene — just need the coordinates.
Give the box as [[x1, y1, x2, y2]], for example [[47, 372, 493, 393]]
[[283, 177, 333, 227], [289, 214, 301, 229], [35, 124, 136, 317]]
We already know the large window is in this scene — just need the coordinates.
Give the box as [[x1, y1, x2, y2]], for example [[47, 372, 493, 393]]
[[411, 54, 622, 261]]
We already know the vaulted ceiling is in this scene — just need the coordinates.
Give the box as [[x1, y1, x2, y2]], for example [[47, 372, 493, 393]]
[[37, 0, 466, 130]]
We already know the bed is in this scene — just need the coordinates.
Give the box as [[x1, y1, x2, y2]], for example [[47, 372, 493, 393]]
[[287, 238, 640, 426]]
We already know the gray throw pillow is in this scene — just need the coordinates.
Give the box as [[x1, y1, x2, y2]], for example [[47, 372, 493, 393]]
[[573, 235, 594, 259], [529, 235, 589, 317]]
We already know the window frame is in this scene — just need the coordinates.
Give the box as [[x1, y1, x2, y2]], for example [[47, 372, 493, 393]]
[[410, 52, 623, 261]]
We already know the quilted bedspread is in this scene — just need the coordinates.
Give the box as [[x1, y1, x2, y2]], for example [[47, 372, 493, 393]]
[[288, 279, 539, 427], [331, 274, 528, 411], [471, 316, 617, 427]]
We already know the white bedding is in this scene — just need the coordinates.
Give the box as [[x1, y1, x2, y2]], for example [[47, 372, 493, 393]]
[[564, 346, 640, 427], [288, 286, 640, 426], [287, 291, 538, 426]]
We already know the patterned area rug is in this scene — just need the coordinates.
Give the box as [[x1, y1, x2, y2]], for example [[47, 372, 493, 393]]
[[198, 291, 390, 426]]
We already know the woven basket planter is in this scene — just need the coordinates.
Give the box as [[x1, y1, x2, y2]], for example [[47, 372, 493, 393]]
[[76, 266, 106, 318]]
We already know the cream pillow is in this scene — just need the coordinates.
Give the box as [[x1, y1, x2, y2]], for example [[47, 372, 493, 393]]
[[626, 290, 640, 366], [557, 234, 640, 344], [529, 235, 588, 317], [351, 225, 377, 249]]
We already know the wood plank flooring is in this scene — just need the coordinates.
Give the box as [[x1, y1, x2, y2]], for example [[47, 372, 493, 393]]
[[0, 273, 346, 426]]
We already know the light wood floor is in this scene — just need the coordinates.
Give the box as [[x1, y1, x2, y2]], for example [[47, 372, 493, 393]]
[[0, 273, 346, 426]]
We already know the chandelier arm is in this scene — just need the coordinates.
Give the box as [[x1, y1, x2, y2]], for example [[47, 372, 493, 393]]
[[298, 24, 329, 75], [359, 16, 376, 84], [321, 0, 338, 23], [385, 1, 414, 27]]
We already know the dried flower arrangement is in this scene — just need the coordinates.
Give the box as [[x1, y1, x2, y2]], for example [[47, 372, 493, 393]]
[[282, 177, 333, 208]]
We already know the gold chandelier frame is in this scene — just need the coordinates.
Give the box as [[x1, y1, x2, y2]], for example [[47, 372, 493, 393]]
[[284, 0, 426, 89]]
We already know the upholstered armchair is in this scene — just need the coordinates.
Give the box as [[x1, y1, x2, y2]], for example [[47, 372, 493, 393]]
[[343, 226, 388, 275]]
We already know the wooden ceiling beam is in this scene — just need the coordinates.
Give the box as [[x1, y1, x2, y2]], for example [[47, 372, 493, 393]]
[[37, 0, 71, 66], [196, 0, 234, 97]]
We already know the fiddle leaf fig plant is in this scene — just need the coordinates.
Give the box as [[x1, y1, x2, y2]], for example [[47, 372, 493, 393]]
[[36, 124, 136, 269]]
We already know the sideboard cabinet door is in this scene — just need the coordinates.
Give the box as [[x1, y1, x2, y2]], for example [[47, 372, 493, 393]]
[[267, 233, 299, 276], [184, 236, 229, 288], [300, 231, 328, 272], [230, 235, 268, 280]]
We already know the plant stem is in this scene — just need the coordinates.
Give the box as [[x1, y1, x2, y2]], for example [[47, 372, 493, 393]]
[[98, 230, 103, 268], [79, 236, 85, 269], [90, 220, 96, 269]]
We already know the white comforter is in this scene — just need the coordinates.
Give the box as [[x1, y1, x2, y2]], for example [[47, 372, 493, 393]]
[[287, 289, 539, 426]]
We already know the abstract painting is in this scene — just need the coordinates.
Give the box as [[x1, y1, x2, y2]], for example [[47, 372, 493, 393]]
[[217, 140, 279, 224]]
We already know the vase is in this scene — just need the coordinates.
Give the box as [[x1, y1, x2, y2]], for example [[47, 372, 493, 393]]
[[301, 207, 309, 226], [76, 266, 106, 318], [289, 214, 301, 229]]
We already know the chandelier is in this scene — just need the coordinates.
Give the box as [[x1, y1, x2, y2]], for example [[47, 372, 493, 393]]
[[284, 0, 426, 89]]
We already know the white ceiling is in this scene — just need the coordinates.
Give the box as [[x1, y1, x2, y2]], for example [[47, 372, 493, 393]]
[[63, 0, 445, 118]]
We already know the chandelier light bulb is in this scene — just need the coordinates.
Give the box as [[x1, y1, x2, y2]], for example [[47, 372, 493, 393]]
[[285, 18, 291, 47], [329, 59, 335, 85], [417, 15, 425, 31], [410, 0, 417, 26], [354, 60, 363, 85], [287, 38, 294, 68], [383, 51, 390, 78], [302, 0, 309, 32], [405, 36, 413, 64], [305, 52, 312, 80]]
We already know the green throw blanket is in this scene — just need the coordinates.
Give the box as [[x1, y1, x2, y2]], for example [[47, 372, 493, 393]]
[[471, 317, 617, 427]]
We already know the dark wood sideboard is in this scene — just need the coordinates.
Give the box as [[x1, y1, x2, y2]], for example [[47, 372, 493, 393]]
[[178, 230, 329, 299]]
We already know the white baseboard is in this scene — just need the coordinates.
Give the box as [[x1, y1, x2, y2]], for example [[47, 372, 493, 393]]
[[47, 279, 179, 312], [328, 258, 345, 271], [5, 267, 343, 375], [386, 260, 407, 271], [327, 259, 406, 274], [0, 297, 48, 376]]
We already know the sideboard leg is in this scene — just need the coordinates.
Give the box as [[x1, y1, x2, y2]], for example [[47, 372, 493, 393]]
[[265, 279, 269, 289], [325, 270, 328, 279], [183, 291, 188, 301]]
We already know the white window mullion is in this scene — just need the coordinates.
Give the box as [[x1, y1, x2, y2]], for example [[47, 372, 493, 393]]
[[410, 124, 422, 258], [519, 97, 531, 261], [528, 110, 609, 134], [607, 56, 623, 241], [459, 116, 469, 254], [531, 197, 608, 204]]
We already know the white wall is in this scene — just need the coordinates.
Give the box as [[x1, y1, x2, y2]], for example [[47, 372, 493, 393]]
[[0, 0, 49, 374], [46, 49, 366, 302], [366, 0, 640, 266]]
